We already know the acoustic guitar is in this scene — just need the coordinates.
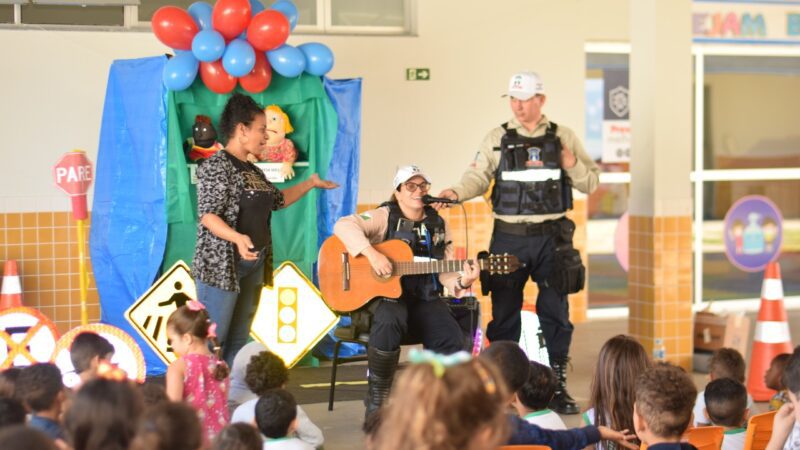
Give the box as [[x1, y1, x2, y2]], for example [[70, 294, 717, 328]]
[[318, 236, 522, 312]]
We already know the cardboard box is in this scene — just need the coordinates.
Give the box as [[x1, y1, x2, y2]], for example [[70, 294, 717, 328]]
[[693, 310, 751, 356]]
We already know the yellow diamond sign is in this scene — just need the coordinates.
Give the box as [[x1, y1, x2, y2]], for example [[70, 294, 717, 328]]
[[124, 261, 197, 364], [251, 261, 339, 368]]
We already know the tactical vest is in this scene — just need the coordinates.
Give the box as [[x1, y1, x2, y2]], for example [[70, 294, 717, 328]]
[[490, 122, 573, 215], [381, 202, 447, 301]]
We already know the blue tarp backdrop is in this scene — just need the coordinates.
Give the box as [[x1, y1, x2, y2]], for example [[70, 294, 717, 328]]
[[90, 56, 169, 375], [90, 56, 363, 375]]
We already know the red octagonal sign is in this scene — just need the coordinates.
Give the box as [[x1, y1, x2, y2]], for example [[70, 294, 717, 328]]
[[53, 151, 93, 196]]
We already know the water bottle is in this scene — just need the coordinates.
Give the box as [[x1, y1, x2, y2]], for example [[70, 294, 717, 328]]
[[653, 338, 666, 362]]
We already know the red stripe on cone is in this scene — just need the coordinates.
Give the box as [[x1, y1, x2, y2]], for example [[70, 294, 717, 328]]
[[747, 262, 793, 401], [0, 260, 23, 310]]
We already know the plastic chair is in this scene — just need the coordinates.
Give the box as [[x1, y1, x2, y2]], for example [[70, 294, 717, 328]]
[[497, 446, 551, 450], [743, 410, 777, 450], [687, 426, 724, 450]]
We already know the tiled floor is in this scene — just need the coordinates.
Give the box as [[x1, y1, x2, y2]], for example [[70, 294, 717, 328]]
[[301, 310, 798, 450]]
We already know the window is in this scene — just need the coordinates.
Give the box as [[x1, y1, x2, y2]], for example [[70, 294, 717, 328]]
[[136, 0, 412, 34], [586, 50, 631, 308], [138, 0, 191, 24], [22, 4, 125, 26], [701, 179, 800, 301], [0, 5, 13, 23]]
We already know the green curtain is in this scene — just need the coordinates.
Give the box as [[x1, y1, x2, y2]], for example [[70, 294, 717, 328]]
[[162, 74, 339, 280]]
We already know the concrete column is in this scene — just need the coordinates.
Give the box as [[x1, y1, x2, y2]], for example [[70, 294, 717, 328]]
[[628, 0, 694, 369]]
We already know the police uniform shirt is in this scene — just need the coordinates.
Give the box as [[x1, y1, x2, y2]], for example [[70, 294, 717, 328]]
[[451, 115, 600, 224]]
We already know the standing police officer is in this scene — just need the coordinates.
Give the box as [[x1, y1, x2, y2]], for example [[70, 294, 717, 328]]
[[437, 72, 599, 414]]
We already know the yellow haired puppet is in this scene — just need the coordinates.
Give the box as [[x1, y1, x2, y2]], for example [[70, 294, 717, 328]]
[[247, 105, 298, 179]]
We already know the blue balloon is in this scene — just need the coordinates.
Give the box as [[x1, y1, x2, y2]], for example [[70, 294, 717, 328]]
[[298, 42, 334, 76], [192, 30, 225, 62], [223, 39, 257, 77], [266, 44, 306, 77], [270, 0, 298, 30], [250, 0, 265, 15], [163, 52, 199, 91], [188, 2, 213, 30]]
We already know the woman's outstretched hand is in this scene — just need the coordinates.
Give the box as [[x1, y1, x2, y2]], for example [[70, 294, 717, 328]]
[[310, 173, 339, 190]]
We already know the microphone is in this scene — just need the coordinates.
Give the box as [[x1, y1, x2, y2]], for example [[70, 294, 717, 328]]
[[422, 194, 460, 205]]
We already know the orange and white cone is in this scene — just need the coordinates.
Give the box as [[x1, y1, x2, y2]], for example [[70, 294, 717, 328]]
[[0, 260, 23, 310], [747, 261, 793, 401]]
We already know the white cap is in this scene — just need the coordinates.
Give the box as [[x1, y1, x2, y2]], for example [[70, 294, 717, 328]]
[[504, 71, 545, 100], [393, 165, 431, 188]]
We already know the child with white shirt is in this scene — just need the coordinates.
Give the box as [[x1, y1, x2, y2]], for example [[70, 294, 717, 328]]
[[513, 361, 567, 430], [703, 378, 749, 450], [256, 389, 312, 450]]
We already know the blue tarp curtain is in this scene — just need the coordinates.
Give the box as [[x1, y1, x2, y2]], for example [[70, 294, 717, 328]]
[[90, 56, 169, 375]]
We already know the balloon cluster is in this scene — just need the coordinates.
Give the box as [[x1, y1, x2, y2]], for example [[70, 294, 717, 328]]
[[154, 0, 334, 93]]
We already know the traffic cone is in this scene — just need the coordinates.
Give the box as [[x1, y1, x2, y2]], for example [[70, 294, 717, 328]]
[[0, 260, 23, 309], [747, 261, 793, 401]]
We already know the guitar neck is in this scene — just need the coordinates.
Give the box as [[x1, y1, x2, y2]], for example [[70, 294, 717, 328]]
[[394, 259, 480, 276]]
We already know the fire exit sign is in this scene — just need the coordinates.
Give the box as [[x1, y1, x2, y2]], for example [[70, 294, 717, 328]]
[[406, 68, 430, 81]]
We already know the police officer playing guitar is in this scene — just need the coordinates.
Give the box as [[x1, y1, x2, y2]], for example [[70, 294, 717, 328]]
[[333, 165, 480, 416], [436, 71, 600, 415]]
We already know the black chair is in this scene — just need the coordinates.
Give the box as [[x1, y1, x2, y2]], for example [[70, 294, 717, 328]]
[[326, 296, 480, 411]]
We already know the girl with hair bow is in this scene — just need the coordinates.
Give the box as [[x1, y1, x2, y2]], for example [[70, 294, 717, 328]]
[[165, 301, 230, 443]]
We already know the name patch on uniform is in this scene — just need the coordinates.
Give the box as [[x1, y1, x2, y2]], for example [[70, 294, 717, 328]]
[[502, 169, 561, 182]]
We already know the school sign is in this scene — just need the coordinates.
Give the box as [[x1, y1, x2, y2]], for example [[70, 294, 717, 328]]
[[693, 1, 800, 45]]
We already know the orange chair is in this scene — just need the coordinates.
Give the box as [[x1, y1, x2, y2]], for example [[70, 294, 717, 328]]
[[497, 446, 551, 450], [687, 426, 725, 450], [743, 410, 777, 450]]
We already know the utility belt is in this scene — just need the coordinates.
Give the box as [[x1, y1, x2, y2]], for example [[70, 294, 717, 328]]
[[493, 218, 564, 237], [484, 217, 586, 296]]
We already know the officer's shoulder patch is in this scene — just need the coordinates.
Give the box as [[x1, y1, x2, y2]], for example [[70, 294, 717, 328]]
[[359, 212, 372, 220]]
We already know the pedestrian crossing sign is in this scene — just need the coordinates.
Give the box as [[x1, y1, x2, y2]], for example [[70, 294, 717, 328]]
[[124, 261, 197, 364]]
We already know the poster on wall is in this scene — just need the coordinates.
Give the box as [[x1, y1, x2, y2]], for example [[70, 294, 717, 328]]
[[602, 69, 631, 163], [724, 195, 783, 272]]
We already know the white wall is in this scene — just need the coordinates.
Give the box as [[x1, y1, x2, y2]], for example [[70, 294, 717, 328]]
[[0, 0, 597, 212]]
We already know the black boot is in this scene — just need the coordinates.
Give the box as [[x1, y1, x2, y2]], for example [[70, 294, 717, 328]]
[[365, 347, 400, 416], [549, 357, 580, 415]]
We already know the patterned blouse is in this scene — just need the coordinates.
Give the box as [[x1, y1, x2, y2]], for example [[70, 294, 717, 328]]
[[192, 150, 285, 292]]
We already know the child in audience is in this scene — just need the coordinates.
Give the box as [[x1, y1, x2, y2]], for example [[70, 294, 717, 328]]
[[16, 363, 67, 441], [69, 331, 114, 387], [0, 397, 25, 429], [703, 378, 749, 450], [0, 368, 21, 398], [230, 346, 323, 448], [63, 378, 144, 450], [0, 425, 58, 450], [694, 348, 752, 427], [513, 361, 566, 430], [256, 389, 313, 450], [130, 402, 203, 450], [766, 346, 800, 450], [584, 335, 652, 449], [228, 341, 268, 411], [480, 341, 636, 449], [767, 353, 792, 411], [166, 301, 230, 441], [374, 350, 510, 450], [138, 380, 169, 408], [212, 423, 263, 450], [634, 363, 698, 449]]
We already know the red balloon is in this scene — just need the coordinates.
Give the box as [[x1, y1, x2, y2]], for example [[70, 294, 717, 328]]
[[247, 10, 290, 52], [212, 0, 251, 40], [200, 60, 238, 94], [151, 6, 198, 50], [239, 52, 272, 93]]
